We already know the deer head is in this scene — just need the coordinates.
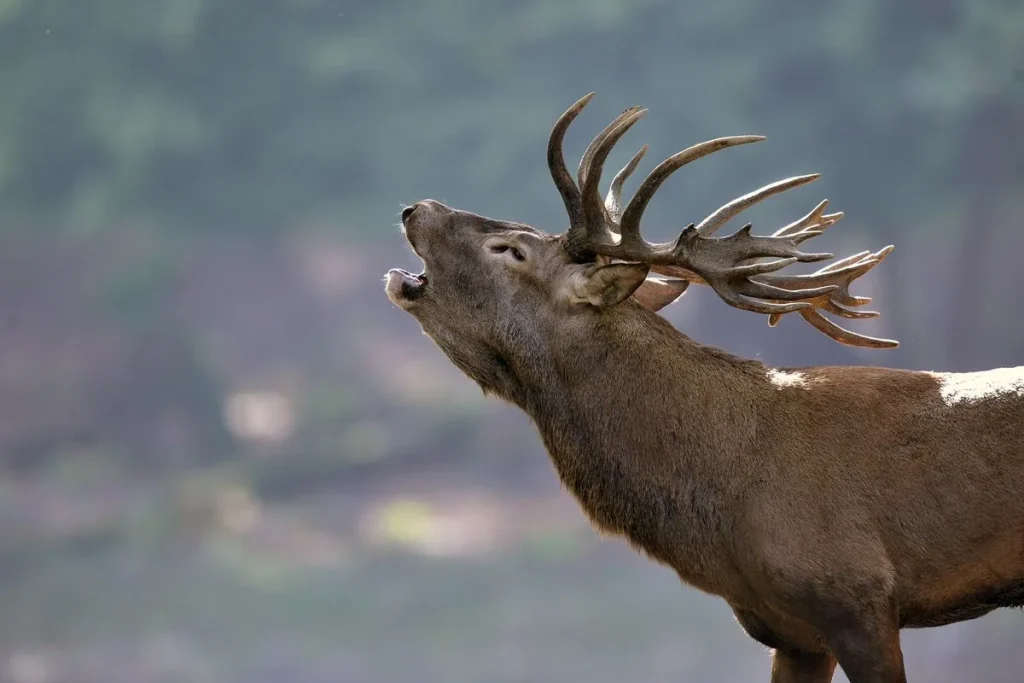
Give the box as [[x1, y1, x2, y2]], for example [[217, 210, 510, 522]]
[[386, 93, 896, 392]]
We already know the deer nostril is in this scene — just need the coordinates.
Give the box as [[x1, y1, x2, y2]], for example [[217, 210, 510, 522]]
[[401, 204, 419, 223]]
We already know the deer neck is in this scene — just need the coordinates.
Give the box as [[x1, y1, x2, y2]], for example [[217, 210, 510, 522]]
[[496, 303, 769, 574], [502, 302, 769, 440]]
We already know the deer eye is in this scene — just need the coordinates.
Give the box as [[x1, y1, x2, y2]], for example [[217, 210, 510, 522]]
[[489, 244, 525, 262]]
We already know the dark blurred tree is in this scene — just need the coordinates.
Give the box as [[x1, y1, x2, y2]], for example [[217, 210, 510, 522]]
[[0, 0, 1020, 245]]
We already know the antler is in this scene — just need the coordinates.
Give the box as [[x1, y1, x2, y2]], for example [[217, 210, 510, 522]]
[[546, 93, 898, 349]]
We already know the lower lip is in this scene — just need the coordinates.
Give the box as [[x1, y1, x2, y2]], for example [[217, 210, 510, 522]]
[[386, 269, 427, 301]]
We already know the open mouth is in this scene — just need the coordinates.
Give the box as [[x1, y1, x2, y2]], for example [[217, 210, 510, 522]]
[[384, 268, 428, 306]]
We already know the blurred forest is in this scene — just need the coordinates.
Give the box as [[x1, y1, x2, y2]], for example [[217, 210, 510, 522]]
[[0, 0, 1023, 681]]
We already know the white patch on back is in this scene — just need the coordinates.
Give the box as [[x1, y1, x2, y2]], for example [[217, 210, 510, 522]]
[[766, 369, 810, 389], [927, 367, 1024, 406]]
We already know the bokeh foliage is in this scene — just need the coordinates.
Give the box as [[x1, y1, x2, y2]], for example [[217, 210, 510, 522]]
[[1, 0, 1021, 240], [1, 1, 1023, 681]]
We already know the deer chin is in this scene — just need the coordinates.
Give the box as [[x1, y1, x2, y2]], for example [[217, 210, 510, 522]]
[[385, 268, 429, 308]]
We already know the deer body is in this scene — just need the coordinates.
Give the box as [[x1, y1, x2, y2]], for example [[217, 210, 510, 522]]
[[385, 94, 1023, 682], [482, 294, 1024, 644]]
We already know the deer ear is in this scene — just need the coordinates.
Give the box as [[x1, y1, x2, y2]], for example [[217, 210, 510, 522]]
[[572, 263, 650, 308]]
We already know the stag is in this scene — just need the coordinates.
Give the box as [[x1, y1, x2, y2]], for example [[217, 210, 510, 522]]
[[384, 93, 1024, 683]]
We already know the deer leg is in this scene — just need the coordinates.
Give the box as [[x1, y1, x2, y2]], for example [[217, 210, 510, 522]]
[[816, 600, 907, 683], [771, 649, 837, 683], [732, 607, 836, 683]]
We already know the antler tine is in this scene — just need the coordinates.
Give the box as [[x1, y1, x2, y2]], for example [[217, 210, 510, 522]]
[[773, 199, 844, 237], [618, 136, 765, 246], [564, 107, 648, 260], [605, 144, 648, 221], [762, 245, 897, 347], [547, 92, 594, 228], [828, 245, 894, 306], [757, 249, 883, 300], [695, 174, 821, 238], [733, 201, 844, 271], [579, 108, 647, 228], [577, 106, 644, 191], [797, 309, 899, 348], [821, 300, 880, 319]]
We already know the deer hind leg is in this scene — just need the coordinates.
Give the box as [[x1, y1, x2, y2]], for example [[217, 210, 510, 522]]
[[771, 650, 837, 683]]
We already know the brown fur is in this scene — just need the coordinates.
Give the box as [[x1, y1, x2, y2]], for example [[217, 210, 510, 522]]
[[385, 197, 1023, 683]]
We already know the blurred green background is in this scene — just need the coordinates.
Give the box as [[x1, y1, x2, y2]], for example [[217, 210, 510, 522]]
[[1, 0, 1023, 681]]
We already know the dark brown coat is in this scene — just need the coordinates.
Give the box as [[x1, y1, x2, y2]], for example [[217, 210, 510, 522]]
[[385, 95, 1024, 683]]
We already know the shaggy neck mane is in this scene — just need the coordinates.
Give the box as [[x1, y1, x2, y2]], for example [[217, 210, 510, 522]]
[[472, 301, 771, 576]]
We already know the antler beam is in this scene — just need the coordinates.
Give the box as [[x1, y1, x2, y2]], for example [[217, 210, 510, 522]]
[[547, 94, 898, 349]]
